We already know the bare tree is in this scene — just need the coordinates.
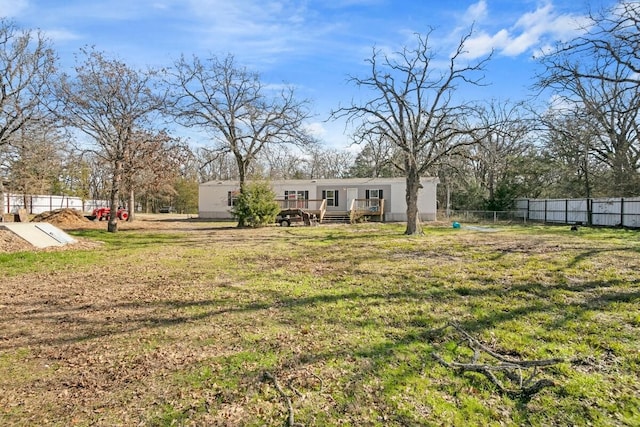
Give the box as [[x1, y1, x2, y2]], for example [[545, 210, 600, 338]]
[[5, 122, 66, 197], [196, 149, 238, 182], [303, 146, 353, 179], [466, 100, 533, 206], [539, 109, 603, 198], [332, 28, 492, 234], [122, 129, 190, 218], [81, 152, 111, 201], [259, 145, 307, 179], [0, 19, 56, 217], [349, 131, 403, 178], [537, 2, 640, 196], [167, 54, 314, 226], [55, 48, 165, 232], [550, 2, 640, 86]]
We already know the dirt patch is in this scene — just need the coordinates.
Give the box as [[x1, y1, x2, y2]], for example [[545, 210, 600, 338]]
[[0, 229, 34, 253], [31, 208, 91, 227]]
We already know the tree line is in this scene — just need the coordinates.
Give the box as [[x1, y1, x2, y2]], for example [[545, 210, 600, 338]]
[[1, 2, 638, 233]]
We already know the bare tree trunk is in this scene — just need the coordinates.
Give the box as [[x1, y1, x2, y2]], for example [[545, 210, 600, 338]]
[[236, 157, 247, 227], [582, 150, 591, 199], [108, 159, 123, 233], [128, 188, 135, 221], [0, 180, 4, 221], [404, 165, 423, 235]]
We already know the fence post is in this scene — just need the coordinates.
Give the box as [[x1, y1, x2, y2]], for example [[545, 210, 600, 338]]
[[621, 197, 625, 227], [565, 199, 569, 224], [544, 199, 548, 223], [587, 198, 592, 226]]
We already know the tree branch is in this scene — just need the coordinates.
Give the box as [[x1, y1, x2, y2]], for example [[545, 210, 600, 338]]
[[432, 322, 563, 399]]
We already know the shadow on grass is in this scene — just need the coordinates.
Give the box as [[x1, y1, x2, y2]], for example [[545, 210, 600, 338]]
[[2, 225, 638, 424], [3, 275, 637, 352]]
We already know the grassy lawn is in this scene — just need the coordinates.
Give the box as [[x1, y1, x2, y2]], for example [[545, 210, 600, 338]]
[[1, 220, 639, 426]]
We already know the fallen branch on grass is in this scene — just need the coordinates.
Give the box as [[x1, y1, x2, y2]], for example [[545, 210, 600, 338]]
[[262, 371, 304, 427], [431, 322, 563, 399]]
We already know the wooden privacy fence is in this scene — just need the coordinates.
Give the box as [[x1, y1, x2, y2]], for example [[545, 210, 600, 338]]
[[515, 197, 640, 228]]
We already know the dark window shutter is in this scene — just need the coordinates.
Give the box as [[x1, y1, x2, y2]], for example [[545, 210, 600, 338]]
[[335, 190, 339, 207], [366, 189, 370, 199], [379, 189, 383, 199], [227, 191, 231, 206], [322, 190, 326, 199]]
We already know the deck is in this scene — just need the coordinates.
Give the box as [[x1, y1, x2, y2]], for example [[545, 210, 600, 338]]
[[275, 198, 385, 224]]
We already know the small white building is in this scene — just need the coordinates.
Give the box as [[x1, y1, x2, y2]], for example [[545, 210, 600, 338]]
[[199, 177, 439, 222]]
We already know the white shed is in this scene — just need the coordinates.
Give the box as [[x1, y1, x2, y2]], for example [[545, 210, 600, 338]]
[[199, 177, 439, 222]]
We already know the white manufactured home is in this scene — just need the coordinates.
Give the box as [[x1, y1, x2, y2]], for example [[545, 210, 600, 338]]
[[199, 177, 439, 223]]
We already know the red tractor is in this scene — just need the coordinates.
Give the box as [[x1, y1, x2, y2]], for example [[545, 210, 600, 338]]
[[88, 206, 129, 221]]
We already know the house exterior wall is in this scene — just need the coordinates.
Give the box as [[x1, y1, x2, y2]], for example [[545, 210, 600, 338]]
[[198, 177, 439, 221]]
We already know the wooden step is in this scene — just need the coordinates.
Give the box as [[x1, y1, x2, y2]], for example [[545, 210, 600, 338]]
[[322, 212, 351, 223]]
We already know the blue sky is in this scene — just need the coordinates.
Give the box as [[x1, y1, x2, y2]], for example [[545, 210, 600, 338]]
[[2, 0, 617, 149]]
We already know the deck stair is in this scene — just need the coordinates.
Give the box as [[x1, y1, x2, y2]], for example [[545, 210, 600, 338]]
[[322, 211, 351, 223]]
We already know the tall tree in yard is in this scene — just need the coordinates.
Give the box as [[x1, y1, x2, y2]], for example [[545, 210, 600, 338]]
[[54, 48, 165, 232], [167, 54, 313, 227], [122, 129, 190, 219], [539, 110, 602, 198], [537, 2, 640, 196], [467, 100, 533, 209], [5, 123, 66, 197], [348, 132, 401, 178], [332, 28, 492, 235], [0, 19, 56, 217]]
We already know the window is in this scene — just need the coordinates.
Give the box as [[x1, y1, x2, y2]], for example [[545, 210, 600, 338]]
[[227, 190, 240, 207], [284, 190, 309, 200], [366, 189, 383, 210], [366, 189, 382, 199], [284, 190, 309, 208], [322, 190, 339, 207]]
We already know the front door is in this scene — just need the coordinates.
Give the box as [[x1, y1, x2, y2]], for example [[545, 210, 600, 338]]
[[347, 188, 358, 210]]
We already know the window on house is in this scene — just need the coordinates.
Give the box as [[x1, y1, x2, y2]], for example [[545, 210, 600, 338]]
[[284, 190, 309, 199], [284, 190, 309, 208], [322, 190, 339, 207], [227, 190, 240, 207], [367, 189, 381, 199], [366, 189, 383, 210]]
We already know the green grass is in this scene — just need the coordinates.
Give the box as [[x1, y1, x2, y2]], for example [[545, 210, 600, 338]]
[[0, 222, 639, 426]]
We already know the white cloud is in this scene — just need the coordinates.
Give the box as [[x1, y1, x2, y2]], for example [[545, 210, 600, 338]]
[[304, 121, 327, 139], [464, 0, 488, 24], [461, 1, 590, 59], [464, 28, 509, 58], [0, 0, 28, 17], [44, 28, 82, 42], [175, 0, 304, 63], [152, 2, 170, 10]]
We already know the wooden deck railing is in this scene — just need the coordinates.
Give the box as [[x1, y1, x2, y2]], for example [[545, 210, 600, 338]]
[[350, 198, 385, 223], [276, 198, 381, 223], [275, 199, 327, 222]]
